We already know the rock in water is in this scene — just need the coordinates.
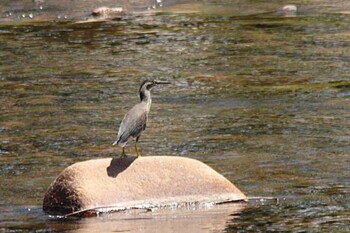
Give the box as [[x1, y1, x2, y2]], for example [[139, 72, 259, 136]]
[[282, 4, 297, 16], [91, 7, 124, 18], [43, 156, 247, 216]]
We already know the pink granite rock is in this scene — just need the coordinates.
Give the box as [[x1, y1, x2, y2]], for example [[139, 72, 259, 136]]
[[43, 156, 247, 216]]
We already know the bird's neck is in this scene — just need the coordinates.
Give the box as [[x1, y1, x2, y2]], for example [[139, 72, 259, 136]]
[[140, 90, 152, 111]]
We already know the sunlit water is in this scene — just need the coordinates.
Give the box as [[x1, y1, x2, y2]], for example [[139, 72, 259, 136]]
[[1, 0, 350, 232]]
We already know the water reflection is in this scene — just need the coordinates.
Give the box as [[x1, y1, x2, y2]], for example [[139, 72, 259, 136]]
[[48, 204, 245, 233], [1, 0, 350, 232]]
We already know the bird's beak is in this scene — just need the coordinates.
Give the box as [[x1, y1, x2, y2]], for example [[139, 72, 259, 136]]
[[154, 80, 171, 85]]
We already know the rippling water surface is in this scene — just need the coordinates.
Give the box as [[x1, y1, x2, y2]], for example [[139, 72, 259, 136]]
[[1, 0, 350, 232]]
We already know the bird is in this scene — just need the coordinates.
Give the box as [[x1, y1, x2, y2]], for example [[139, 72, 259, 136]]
[[113, 79, 169, 157]]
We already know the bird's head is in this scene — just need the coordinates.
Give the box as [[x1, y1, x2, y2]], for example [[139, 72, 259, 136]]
[[140, 79, 170, 91], [139, 80, 157, 92], [139, 79, 170, 101]]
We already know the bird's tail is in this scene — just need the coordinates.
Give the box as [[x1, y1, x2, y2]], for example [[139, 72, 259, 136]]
[[112, 140, 118, 146]]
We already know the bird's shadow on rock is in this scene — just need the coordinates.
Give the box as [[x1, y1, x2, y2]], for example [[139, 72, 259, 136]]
[[107, 157, 137, 178]]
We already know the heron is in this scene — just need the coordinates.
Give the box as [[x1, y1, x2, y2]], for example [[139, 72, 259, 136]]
[[113, 79, 169, 157]]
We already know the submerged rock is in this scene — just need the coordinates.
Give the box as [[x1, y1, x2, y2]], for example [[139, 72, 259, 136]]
[[43, 156, 247, 216]]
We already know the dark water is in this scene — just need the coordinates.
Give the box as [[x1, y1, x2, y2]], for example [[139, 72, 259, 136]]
[[1, 0, 350, 232]]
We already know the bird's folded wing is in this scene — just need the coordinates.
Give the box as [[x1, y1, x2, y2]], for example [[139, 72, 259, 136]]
[[117, 105, 148, 144]]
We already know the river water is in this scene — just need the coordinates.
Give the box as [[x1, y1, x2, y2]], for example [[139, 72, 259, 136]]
[[1, 0, 350, 232]]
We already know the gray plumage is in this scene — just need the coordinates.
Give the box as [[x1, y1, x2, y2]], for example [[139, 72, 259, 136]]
[[113, 80, 168, 157], [115, 107, 147, 147]]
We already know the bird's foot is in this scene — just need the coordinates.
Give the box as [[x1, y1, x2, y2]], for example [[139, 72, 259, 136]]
[[120, 148, 127, 158], [120, 154, 127, 158], [135, 147, 142, 157]]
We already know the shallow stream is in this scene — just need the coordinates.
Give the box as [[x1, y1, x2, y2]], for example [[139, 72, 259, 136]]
[[1, 0, 350, 232]]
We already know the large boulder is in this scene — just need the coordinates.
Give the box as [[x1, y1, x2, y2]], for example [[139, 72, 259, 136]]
[[43, 156, 247, 216]]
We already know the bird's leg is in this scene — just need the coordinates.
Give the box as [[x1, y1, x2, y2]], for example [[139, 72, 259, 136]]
[[135, 136, 142, 157], [120, 147, 127, 158]]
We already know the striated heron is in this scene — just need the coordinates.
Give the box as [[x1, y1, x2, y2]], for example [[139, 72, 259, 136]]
[[113, 79, 169, 157]]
